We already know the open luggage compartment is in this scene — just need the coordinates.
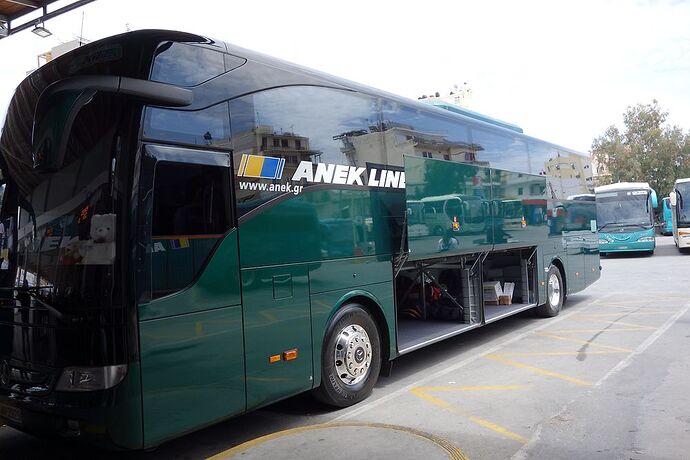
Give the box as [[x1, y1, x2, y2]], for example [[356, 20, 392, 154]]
[[482, 247, 538, 323], [395, 247, 538, 353]]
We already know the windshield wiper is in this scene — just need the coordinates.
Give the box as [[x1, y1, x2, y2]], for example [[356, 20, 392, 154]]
[[597, 222, 623, 232]]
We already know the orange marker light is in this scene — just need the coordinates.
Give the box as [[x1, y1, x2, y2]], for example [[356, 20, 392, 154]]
[[283, 349, 298, 361], [269, 354, 281, 364]]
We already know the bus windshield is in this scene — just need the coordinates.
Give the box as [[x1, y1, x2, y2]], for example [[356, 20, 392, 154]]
[[677, 182, 690, 225], [596, 190, 652, 231], [12, 94, 124, 311]]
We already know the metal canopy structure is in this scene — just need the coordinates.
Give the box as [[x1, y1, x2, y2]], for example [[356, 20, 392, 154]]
[[0, 0, 96, 39]]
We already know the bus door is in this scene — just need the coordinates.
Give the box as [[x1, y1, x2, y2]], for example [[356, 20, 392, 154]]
[[236, 199, 317, 410], [138, 145, 245, 446]]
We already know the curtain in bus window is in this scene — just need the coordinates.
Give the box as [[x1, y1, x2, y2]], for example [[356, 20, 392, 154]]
[[151, 162, 232, 298]]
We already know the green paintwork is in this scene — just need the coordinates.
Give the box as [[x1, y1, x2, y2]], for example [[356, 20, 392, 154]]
[[139, 306, 245, 447], [140, 230, 242, 321], [238, 188, 402, 268], [241, 264, 313, 410], [139, 229, 244, 447]]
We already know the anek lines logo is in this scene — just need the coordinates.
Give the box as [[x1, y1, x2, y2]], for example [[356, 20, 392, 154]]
[[238, 154, 285, 180]]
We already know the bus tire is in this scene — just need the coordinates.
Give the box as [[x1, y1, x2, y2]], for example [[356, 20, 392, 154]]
[[535, 265, 564, 318], [313, 304, 381, 408]]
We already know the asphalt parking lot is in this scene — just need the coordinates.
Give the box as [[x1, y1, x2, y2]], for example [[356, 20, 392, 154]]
[[2, 236, 689, 459]]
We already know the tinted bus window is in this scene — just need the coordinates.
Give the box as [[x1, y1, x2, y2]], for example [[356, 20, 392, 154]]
[[144, 102, 231, 148], [151, 42, 226, 87], [229, 86, 383, 217], [381, 101, 472, 165], [151, 162, 232, 298], [470, 128, 529, 173]]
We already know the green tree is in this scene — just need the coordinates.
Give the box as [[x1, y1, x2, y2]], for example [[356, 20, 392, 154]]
[[591, 100, 690, 196]]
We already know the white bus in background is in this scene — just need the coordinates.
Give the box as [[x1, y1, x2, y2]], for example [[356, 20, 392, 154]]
[[670, 178, 690, 253]]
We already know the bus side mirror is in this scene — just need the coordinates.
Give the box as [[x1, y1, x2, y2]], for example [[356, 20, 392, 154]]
[[669, 191, 677, 207], [650, 190, 658, 208]]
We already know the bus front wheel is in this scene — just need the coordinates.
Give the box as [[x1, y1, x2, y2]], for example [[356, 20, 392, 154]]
[[535, 265, 564, 317], [314, 304, 381, 407]]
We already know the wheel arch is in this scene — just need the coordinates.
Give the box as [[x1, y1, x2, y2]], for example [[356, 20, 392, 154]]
[[548, 256, 567, 299], [314, 289, 392, 387]]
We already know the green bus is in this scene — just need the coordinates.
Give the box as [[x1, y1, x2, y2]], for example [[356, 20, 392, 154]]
[[0, 30, 600, 449]]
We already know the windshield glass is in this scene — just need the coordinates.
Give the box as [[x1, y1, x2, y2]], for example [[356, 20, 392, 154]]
[[677, 182, 690, 225], [596, 190, 652, 230], [13, 94, 124, 311]]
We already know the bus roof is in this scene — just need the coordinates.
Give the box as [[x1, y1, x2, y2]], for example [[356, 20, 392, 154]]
[[594, 182, 651, 193], [675, 178, 690, 185]]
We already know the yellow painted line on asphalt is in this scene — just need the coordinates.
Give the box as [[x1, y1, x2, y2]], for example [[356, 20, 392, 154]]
[[544, 327, 653, 333], [534, 332, 633, 352], [415, 385, 530, 392], [492, 351, 626, 357], [410, 387, 528, 444], [589, 303, 674, 310], [573, 311, 669, 317], [467, 416, 528, 444], [568, 318, 656, 330], [484, 355, 592, 386], [206, 421, 469, 460]]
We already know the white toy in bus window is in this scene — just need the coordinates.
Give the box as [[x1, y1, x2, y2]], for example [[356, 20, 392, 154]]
[[81, 213, 116, 265]]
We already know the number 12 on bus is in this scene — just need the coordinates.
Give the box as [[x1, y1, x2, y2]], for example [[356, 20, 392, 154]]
[[0, 30, 599, 449]]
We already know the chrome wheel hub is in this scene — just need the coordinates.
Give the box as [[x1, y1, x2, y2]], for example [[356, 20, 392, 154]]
[[334, 324, 372, 386], [548, 273, 561, 307]]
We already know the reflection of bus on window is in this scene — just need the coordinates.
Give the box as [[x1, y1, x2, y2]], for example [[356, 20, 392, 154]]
[[670, 178, 690, 252], [420, 195, 486, 235], [500, 199, 523, 230], [595, 182, 658, 255]]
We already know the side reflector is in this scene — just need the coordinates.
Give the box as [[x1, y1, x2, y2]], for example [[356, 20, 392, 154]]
[[283, 349, 298, 361], [269, 354, 281, 364]]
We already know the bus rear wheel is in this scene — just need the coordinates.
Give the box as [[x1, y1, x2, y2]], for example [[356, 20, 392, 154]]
[[314, 304, 381, 407], [535, 265, 564, 317]]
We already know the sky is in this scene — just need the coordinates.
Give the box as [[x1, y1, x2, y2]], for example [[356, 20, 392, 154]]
[[2, 0, 690, 153]]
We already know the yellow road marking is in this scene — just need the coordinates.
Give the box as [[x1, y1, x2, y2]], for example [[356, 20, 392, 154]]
[[415, 385, 530, 392], [534, 332, 633, 352], [491, 351, 626, 357], [409, 387, 528, 444], [206, 421, 469, 460], [468, 416, 528, 444], [568, 318, 656, 330], [573, 311, 669, 317], [544, 327, 653, 333], [484, 355, 592, 386]]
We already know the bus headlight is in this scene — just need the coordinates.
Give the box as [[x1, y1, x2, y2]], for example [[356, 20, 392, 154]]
[[637, 236, 654, 242], [55, 365, 127, 392], [599, 239, 608, 244]]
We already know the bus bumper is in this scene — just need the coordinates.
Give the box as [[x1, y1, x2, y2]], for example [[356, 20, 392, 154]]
[[599, 240, 655, 253], [0, 364, 142, 450], [678, 231, 690, 249]]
